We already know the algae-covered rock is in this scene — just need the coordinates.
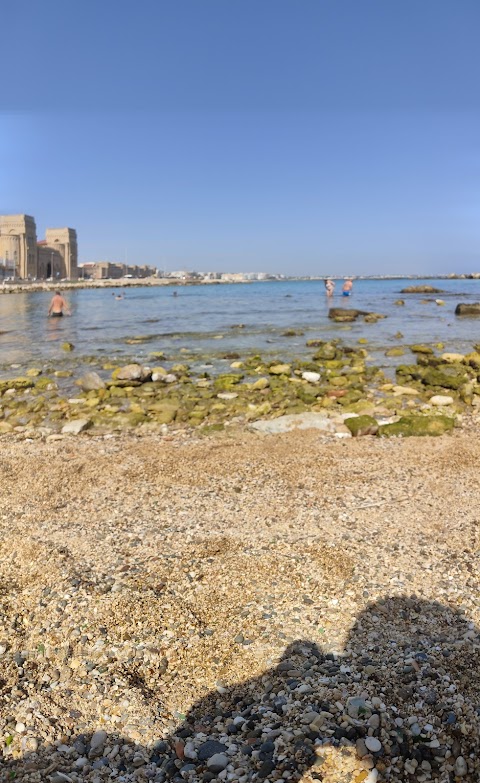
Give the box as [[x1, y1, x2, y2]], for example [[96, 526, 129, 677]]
[[61, 342, 75, 352], [146, 402, 178, 424], [26, 368, 42, 377], [214, 373, 244, 389], [455, 303, 480, 316], [464, 352, 480, 369], [440, 353, 465, 363], [410, 344, 434, 355], [401, 285, 444, 294], [251, 377, 270, 390], [269, 364, 291, 375], [0, 422, 14, 433], [345, 415, 378, 436], [282, 329, 304, 337], [385, 347, 405, 357], [34, 377, 57, 393], [313, 343, 337, 361], [394, 299, 405, 306], [378, 415, 455, 437], [0, 377, 35, 392], [421, 366, 469, 390], [329, 308, 366, 323], [364, 313, 386, 323], [54, 370, 73, 378]]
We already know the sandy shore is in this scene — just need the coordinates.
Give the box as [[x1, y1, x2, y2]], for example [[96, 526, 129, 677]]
[[1, 428, 480, 781]]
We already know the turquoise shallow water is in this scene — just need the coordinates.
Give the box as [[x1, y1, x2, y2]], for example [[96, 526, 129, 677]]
[[0, 279, 479, 377]]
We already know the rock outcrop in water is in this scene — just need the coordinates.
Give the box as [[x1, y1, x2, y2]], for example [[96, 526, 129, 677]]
[[400, 285, 445, 293], [455, 302, 480, 316]]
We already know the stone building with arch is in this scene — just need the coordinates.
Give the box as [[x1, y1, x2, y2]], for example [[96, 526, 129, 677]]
[[0, 214, 78, 279]]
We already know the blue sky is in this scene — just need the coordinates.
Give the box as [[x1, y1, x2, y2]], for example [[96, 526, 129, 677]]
[[2, 0, 480, 275]]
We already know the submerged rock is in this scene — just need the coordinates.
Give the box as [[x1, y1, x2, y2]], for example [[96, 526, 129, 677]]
[[401, 285, 445, 294], [455, 302, 480, 316], [328, 308, 367, 323], [77, 371, 106, 392]]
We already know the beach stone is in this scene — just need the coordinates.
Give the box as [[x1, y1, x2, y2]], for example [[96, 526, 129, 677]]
[[61, 341, 74, 351], [269, 364, 291, 375], [454, 756, 468, 776], [455, 302, 480, 315], [429, 395, 454, 406], [392, 385, 420, 396], [302, 371, 321, 383], [217, 392, 238, 400], [0, 422, 13, 434], [250, 412, 335, 434], [346, 697, 371, 718], [114, 364, 151, 382], [62, 419, 92, 435], [440, 353, 465, 363], [78, 371, 106, 392], [436, 299, 446, 305], [207, 753, 229, 772], [385, 347, 405, 357], [251, 377, 270, 390], [89, 729, 107, 758], [198, 741, 228, 761], [364, 737, 382, 753]]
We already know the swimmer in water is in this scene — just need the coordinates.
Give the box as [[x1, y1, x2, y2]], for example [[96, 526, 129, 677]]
[[172, 290, 178, 297], [324, 279, 335, 297], [48, 290, 70, 317], [342, 278, 353, 296]]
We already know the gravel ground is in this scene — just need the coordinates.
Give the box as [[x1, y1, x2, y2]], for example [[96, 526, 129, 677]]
[[0, 427, 479, 782]]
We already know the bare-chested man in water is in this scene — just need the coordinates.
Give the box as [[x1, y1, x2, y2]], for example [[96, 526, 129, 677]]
[[48, 291, 70, 317]]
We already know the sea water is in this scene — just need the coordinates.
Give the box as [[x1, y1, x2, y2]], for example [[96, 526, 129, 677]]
[[0, 278, 479, 377]]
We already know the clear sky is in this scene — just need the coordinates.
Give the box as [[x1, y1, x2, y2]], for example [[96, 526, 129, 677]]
[[2, 0, 480, 275]]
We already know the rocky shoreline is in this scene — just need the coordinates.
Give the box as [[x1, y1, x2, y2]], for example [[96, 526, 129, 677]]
[[1, 337, 480, 441], [1, 427, 480, 781]]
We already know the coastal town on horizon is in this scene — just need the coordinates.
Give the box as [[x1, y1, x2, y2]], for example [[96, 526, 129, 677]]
[[1, 213, 480, 285]]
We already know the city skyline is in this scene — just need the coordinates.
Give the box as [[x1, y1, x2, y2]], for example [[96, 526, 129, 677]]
[[3, 1, 480, 275]]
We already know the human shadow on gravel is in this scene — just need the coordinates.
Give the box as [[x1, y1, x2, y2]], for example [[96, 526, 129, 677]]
[[4, 596, 480, 782]]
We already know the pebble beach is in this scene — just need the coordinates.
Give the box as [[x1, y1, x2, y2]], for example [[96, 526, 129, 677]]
[[1, 426, 480, 781]]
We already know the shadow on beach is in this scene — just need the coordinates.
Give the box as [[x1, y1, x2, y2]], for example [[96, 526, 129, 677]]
[[3, 596, 480, 782]]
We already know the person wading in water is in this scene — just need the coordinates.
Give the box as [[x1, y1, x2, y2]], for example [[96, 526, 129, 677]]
[[48, 291, 70, 317]]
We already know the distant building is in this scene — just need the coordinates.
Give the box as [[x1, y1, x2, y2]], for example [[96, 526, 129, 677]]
[[0, 214, 78, 279], [79, 261, 157, 280]]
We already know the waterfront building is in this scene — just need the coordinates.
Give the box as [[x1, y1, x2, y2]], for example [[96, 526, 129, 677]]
[[79, 261, 157, 280], [0, 214, 78, 279]]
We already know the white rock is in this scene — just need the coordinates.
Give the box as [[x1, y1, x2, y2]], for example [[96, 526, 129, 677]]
[[61, 419, 91, 435], [429, 395, 454, 406], [302, 371, 321, 383], [364, 737, 382, 753], [217, 392, 239, 400], [250, 412, 335, 434], [454, 757, 468, 776], [15, 722, 25, 733]]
